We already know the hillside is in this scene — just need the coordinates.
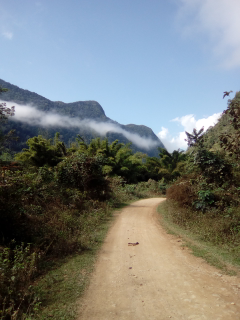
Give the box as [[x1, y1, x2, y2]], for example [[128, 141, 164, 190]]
[[0, 79, 164, 156], [165, 91, 240, 275]]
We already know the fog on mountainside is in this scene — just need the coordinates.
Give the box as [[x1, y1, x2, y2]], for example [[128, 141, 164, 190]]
[[0, 79, 165, 156], [1, 101, 160, 151]]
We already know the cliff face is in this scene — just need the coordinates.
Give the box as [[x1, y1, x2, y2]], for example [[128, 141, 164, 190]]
[[0, 79, 107, 119], [0, 79, 165, 156]]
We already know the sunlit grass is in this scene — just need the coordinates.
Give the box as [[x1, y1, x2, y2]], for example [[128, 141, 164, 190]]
[[157, 201, 240, 276], [34, 214, 113, 320]]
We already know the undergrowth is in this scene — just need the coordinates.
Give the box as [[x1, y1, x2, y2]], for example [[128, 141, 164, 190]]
[[166, 174, 240, 248], [158, 201, 240, 275], [0, 155, 162, 320], [161, 199, 240, 268]]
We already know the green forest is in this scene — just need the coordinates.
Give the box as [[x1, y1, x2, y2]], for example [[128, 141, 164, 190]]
[[0, 87, 239, 319]]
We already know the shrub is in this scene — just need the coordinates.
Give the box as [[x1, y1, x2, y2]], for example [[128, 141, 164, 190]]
[[0, 243, 39, 320], [193, 148, 232, 184], [55, 153, 110, 200], [166, 178, 197, 207], [165, 199, 240, 246], [193, 189, 215, 211], [158, 179, 167, 194]]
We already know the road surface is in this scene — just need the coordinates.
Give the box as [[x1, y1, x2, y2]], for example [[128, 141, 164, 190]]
[[78, 198, 240, 320]]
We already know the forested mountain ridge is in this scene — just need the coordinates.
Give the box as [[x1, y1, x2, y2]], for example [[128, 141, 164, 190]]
[[0, 79, 164, 156], [0, 79, 107, 119]]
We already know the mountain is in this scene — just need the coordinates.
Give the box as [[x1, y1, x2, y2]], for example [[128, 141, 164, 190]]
[[0, 79, 165, 156]]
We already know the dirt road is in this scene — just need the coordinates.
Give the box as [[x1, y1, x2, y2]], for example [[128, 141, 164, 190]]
[[78, 198, 240, 320]]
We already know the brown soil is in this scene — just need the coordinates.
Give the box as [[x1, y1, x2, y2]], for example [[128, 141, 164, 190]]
[[78, 198, 240, 320]]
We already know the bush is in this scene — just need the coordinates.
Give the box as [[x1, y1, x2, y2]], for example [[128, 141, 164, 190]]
[[166, 178, 197, 207], [193, 189, 215, 212], [0, 243, 39, 320], [55, 153, 110, 200], [0, 148, 167, 318], [165, 199, 240, 246], [193, 148, 232, 184], [158, 179, 167, 194]]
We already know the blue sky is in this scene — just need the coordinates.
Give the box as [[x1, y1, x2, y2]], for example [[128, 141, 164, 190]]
[[0, 0, 240, 151]]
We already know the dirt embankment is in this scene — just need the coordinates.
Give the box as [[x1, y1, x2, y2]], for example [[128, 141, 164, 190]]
[[78, 198, 240, 320]]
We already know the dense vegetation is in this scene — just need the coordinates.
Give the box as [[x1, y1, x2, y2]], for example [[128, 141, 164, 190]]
[[0, 86, 176, 320], [0, 149, 166, 319], [1, 86, 239, 319], [166, 92, 240, 264]]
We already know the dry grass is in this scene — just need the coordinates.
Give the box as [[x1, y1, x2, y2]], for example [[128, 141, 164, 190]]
[[158, 201, 240, 275], [166, 177, 197, 207], [160, 200, 240, 266]]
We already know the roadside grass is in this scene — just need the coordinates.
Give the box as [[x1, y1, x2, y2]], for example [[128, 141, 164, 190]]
[[157, 200, 240, 276], [34, 212, 115, 320], [33, 196, 150, 320]]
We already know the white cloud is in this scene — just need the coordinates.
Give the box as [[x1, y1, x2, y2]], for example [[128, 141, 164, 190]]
[[2, 31, 13, 39], [0, 101, 160, 151], [158, 127, 169, 140], [172, 112, 221, 132], [157, 113, 221, 152], [177, 0, 240, 68], [158, 127, 188, 153]]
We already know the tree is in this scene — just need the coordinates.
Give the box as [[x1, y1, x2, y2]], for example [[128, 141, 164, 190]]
[[69, 137, 149, 183], [0, 87, 16, 152], [0, 87, 15, 122], [185, 127, 232, 184], [219, 92, 240, 165], [15, 133, 66, 167], [185, 127, 204, 147], [145, 156, 161, 180], [56, 152, 110, 199], [158, 147, 187, 181]]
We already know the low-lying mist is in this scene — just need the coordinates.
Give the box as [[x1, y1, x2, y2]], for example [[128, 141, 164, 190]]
[[1, 101, 160, 150]]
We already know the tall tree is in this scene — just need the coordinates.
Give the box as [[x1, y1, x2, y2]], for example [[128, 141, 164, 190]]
[[220, 92, 240, 165], [158, 147, 186, 181], [185, 127, 204, 147], [15, 134, 66, 167], [0, 87, 16, 153]]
